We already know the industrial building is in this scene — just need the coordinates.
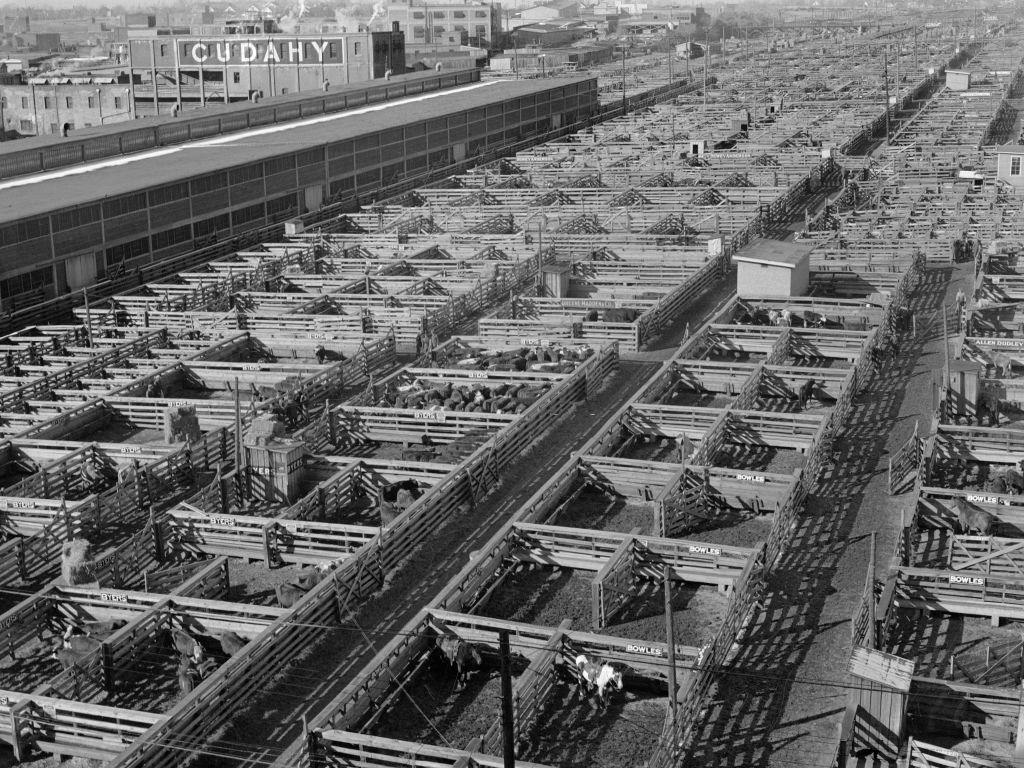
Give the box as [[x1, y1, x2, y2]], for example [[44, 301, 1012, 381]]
[[0, 77, 133, 137], [0, 71, 598, 307], [126, 26, 406, 116], [380, 0, 502, 49]]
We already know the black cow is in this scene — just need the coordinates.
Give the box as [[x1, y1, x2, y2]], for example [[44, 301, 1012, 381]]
[[435, 635, 482, 689], [601, 308, 639, 323]]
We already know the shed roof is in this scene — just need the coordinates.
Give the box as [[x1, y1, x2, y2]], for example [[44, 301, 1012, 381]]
[[997, 145, 1024, 154], [733, 238, 813, 269], [0, 76, 592, 226]]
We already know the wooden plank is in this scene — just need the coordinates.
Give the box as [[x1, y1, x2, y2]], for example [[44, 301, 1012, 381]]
[[848, 647, 914, 691]]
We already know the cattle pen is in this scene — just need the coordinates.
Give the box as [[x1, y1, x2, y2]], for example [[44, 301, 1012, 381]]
[[0, 12, 1015, 768]]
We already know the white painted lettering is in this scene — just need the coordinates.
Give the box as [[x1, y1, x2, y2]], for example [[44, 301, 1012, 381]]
[[191, 43, 209, 63], [948, 575, 985, 586], [287, 41, 303, 62], [626, 644, 664, 656], [263, 42, 281, 63], [216, 43, 231, 63], [240, 42, 257, 62], [688, 545, 722, 556], [311, 41, 329, 62]]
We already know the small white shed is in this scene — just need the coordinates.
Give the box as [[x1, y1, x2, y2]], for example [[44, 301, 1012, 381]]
[[996, 145, 1024, 189], [946, 69, 971, 91], [734, 239, 812, 298]]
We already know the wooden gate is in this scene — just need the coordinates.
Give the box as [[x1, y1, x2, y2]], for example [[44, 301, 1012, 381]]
[[889, 422, 923, 494], [591, 529, 638, 629]]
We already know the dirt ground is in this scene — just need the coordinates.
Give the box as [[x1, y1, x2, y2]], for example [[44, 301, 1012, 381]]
[[87, 424, 176, 446], [887, 607, 1024, 682], [550, 488, 656, 535], [786, 356, 851, 370], [684, 511, 777, 550], [0, 633, 65, 693], [704, 350, 765, 364], [370, 651, 528, 749], [518, 678, 669, 768], [712, 445, 806, 474], [755, 396, 830, 415], [621, 438, 682, 463], [225, 559, 317, 605], [480, 565, 729, 647], [663, 390, 735, 409]]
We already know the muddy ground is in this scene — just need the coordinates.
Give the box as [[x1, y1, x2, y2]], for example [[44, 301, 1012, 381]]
[[370, 650, 529, 749], [712, 445, 806, 474], [481, 565, 730, 647], [518, 678, 669, 768]]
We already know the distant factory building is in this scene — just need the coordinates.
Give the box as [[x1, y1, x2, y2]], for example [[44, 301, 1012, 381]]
[[381, 0, 502, 50]]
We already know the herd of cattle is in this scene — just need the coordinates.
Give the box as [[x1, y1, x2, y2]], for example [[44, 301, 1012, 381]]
[[430, 342, 595, 373], [375, 379, 552, 415], [49, 620, 250, 695]]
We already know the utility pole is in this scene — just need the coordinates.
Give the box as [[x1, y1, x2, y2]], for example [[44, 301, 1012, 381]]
[[895, 37, 901, 112], [82, 287, 93, 347], [702, 33, 708, 113], [664, 566, 679, 730], [867, 532, 876, 649], [621, 44, 626, 112], [499, 630, 515, 768], [882, 43, 891, 144]]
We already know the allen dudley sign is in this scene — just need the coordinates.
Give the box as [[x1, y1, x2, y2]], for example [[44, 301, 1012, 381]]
[[183, 38, 342, 65]]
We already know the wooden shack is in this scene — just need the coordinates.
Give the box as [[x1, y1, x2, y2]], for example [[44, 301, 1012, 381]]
[[734, 239, 812, 298]]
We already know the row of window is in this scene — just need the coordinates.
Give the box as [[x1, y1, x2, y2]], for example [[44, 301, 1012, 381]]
[[0, 267, 51, 301], [412, 25, 488, 37], [411, 9, 488, 18], [16, 95, 125, 110]]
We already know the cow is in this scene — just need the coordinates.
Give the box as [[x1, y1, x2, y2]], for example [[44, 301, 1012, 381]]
[[602, 308, 639, 323], [275, 582, 308, 608], [1004, 469, 1024, 494], [296, 560, 340, 590], [315, 345, 329, 365], [169, 628, 205, 663], [80, 460, 115, 494], [176, 655, 217, 694], [985, 475, 1008, 495], [955, 498, 995, 536], [574, 653, 623, 707], [435, 634, 482, 689], [74, 619, 126, 639], [798, 379, 818, 410], [803, 310, 827, 328], [51, 647, 95, 671], [218, 631, 247, 656], [378, 480, 422, 526], [61, 626, 102, 655]]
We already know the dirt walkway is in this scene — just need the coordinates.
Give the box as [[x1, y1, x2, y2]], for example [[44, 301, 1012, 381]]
[[683, 261, 973, 768], [197, 273, 738, 767]]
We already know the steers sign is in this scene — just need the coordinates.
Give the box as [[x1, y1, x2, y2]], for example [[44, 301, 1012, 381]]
[[181, 38, 344, 66]]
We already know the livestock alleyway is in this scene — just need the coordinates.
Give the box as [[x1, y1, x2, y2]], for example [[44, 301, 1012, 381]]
[[197, 276, 737, 767], [685, 261, 972, 768]]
